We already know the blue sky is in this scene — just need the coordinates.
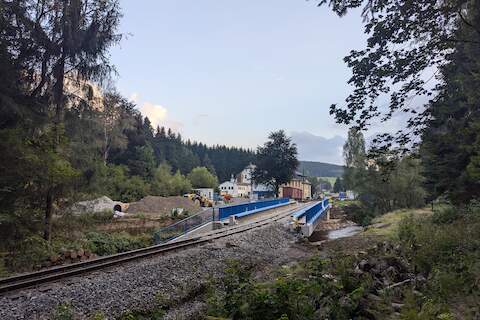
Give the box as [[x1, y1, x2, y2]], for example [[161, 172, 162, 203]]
[[110, 1, 368, 164]]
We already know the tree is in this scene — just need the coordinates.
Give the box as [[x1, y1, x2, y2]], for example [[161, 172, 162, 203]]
[[1, 0, 122, 241], [150, 163, 191, 197], [101, 92, 135, 164], [318, 0, 479, 150], [419, 8, 480, 204], [307, 177, 319, 196], [343, 128, 367, 191], [317, 178, 333, 192], [252, 130, 299, 196], [188, 167, 219, 189], [128, 145, 156, 179], [333, 177, 344, 193]]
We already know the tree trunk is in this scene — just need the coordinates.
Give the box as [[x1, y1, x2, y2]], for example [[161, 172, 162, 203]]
[[43, 189, 53, 241], [44, 2, 67, 241], [103, 120, 109, 165]]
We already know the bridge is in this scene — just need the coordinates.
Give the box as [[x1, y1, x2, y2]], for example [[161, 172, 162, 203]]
[[153, 197, 292, 243], [290, 198, 331, 237], [153, 197, 330, 243]]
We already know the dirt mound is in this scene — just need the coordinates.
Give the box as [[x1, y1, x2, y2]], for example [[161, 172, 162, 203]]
[[126, 196, 201, 216]]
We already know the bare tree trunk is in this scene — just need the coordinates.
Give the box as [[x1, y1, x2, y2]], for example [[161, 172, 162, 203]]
[[43, 189, 53, 241], [103, 120, 109, 165]]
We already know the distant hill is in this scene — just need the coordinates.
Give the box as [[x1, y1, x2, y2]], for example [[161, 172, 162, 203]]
[[298, 161, 344, 177]]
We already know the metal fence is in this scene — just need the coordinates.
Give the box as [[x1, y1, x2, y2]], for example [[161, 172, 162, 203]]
[[153, 198, 290, 244], [218, 198, 289, 220], [153, 208, 215, 244], [305, 198, 330, 224]]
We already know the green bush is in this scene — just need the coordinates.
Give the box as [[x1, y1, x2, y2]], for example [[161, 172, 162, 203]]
[[431, 205, 459, 224], [6, 235, 51, 272], [397, 207, 480, 316], [206, 259, 373, 320], [86, 232, 152, 256]]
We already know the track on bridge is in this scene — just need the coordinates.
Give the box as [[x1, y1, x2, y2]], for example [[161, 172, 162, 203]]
[[0, 202, 307, 295]]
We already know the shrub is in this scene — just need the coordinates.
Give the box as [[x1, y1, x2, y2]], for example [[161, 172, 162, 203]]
[[52, 303, 74, 320], [6, 235, 51, 272], [86, 232, 152, 256], [431, 205, 459, 224]]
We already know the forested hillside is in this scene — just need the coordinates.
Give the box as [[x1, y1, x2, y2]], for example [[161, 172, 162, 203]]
[[298, 161, 344, 177], [0, 0, 254, 250]]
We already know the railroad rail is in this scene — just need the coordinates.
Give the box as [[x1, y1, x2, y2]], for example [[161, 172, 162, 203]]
[[0, 202, 307, 295]]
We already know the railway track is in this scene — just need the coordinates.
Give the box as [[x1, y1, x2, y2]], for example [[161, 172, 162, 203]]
[[0, 202, 306, 295]]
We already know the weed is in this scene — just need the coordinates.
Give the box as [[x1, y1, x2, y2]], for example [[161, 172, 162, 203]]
[[52, 303, 74, 320]]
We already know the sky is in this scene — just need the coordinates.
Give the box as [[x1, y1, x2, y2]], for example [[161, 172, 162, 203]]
[[110, 0, 369, 165]]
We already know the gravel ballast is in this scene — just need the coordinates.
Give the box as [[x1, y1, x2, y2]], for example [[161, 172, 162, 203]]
[[0, 222, 312, 319]]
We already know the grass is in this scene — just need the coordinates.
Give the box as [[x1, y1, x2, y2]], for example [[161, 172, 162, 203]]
[[363, 207, 432, 237], [332, 199, 360, 208]]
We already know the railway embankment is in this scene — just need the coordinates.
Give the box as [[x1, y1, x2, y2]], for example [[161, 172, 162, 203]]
[[0, 221, 312, 319]]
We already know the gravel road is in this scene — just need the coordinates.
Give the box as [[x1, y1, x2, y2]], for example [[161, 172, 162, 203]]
[[0, 222, 312, 319]]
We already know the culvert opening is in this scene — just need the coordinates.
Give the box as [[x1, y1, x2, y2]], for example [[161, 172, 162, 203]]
[[113, 204, 122, 212]]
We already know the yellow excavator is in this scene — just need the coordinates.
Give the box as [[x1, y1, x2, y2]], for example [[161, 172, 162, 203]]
[[185, 191, 214, 207]]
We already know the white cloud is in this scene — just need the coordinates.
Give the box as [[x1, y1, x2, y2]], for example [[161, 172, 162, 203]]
[[132, 93, 183, 132], [139, 102, 168, 128]]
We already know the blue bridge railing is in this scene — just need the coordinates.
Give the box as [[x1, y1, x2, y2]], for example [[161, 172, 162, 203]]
[[304, 198, 330, 224], [219, 198, 290, 220]]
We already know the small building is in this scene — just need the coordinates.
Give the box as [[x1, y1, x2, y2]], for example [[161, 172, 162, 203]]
[[219, 176, 251, 198], [279, 171, 312, 201], [219, 179, 236, 195], [219, 164, 275, 198]]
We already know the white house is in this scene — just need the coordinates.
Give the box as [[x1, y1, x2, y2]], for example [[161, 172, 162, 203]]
[[219, 164, 274, 198], [219, 176, 251, 197]]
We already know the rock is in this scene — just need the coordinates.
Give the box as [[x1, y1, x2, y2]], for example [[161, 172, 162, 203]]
[[225, 242, 237, 248], [358, 259, 372, 271], [70, 251, 78, 259], [391, 302, 404, 311], [50, 255, 60, 263], [354, 266, 364, 275], [77, 249, 85, 257], [385, 266, 399, 280]]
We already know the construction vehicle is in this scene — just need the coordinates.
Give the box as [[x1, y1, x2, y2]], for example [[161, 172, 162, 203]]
[[184, 190, 214, 207]]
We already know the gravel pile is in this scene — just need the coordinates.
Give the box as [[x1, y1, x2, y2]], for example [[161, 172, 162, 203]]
[[0, 222, 311, 319]]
